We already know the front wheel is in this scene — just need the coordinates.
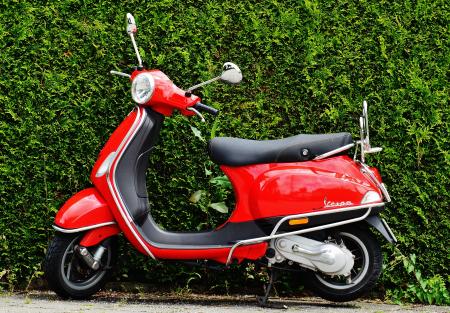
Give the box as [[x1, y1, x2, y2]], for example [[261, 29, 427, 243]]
[[304, 227, 382, 302], [44, 233, 117, 299]]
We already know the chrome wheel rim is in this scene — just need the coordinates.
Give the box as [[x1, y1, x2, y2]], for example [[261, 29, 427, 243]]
[[60, 236, 111, 291], [315, 232, 370, 290]]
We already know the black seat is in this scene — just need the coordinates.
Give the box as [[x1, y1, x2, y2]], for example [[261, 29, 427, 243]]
[[208, 133, 353, 166]]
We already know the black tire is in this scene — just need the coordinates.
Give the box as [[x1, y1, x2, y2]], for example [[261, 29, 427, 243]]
[[44, 233, 117, 299], [304, 227, 382, 302]]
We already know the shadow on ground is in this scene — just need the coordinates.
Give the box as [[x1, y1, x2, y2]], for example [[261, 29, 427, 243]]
[[19, 290, 360, 309]]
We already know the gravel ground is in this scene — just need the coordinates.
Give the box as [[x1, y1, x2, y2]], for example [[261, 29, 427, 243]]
[[1, 291, 448, 313]]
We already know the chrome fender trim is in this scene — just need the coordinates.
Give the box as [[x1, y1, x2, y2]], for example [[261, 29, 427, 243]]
[[52, 222, 116, 234]]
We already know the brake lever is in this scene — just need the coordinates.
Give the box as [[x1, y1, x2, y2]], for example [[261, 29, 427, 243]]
[[110, 70, 131, 78], [187, 107, 205, 122]]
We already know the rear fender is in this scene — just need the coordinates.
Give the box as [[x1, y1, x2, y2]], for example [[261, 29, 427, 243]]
[[54, 188, 116, 232], [365, 215, 397, 244]]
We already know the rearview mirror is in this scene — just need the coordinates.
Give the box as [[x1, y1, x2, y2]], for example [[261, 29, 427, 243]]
[[220, 62, 242, 84], [185, 62, 243, 96], [126, 13, 143, 68], [126, 13, 137, 34]]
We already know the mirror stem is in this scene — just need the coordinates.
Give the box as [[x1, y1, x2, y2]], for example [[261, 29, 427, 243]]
[[185, 76, 220, 96], [363, 100, 370, 148], [129, 33, 143, 68]]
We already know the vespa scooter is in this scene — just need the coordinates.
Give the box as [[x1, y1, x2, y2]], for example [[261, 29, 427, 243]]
[[44, 13, 397, 304]]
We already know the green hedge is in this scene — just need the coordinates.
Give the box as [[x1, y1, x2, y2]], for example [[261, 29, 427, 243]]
[[1, 0, 448, 302]]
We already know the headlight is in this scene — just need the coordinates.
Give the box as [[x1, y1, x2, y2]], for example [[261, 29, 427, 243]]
[[131, 73, 155, 104]]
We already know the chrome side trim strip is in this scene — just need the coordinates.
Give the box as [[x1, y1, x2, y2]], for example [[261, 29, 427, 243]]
[[314, 143, 355, 160], [225, 205, 377, 265], [52, 222, 116, 234]]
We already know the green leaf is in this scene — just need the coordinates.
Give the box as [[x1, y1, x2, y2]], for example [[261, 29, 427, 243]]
[[209, 175, 232, 189], [210, 118, 219, 138], [189, 190, 204, 203], [1, 0, 449, 295], [209, 202, 228, 214], [190, 126, 205, 142]]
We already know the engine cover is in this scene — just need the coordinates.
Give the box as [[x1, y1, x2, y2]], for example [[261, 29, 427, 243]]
[[272, 235, 354, 276]]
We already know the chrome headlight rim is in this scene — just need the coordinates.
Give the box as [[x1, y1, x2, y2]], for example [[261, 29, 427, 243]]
[[131, 72, 155, 104]]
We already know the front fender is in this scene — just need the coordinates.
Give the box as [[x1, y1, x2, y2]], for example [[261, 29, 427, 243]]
[[54, 188, 116, 231]]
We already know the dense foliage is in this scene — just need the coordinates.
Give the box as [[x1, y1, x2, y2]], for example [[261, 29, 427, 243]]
[[0, 0, 448, 303]]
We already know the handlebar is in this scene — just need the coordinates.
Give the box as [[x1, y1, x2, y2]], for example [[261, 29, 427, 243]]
[[193, 102, 219, 116], [110, 68, 219, 119], [110, 70, 131, 78]]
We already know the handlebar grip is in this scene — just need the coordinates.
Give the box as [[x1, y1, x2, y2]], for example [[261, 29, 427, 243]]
[[110, 70, 131, 78], [193, 102, 219, 116]]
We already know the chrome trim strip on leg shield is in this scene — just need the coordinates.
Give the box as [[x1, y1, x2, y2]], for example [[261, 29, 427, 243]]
[[106, 107, 156, 259]]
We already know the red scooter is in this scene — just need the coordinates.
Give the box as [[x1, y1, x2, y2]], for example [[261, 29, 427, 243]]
[[44, 13, 396, 304]]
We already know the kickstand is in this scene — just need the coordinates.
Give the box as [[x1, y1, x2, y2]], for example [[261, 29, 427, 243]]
[[256, 268, 288, 309]]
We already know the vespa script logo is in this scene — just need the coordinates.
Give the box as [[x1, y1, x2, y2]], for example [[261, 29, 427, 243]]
[[324, 197, 353, 208]]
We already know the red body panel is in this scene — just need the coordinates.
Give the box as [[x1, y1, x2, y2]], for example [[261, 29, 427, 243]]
[[130, 69, 200, 117], [86, 107, 268, 262], [54, 188, 115, 229], [222, 156, 382, 223], [151, 242, 268, 264], [369, 166, 382, 182], [55, 69, 384, 264], [90, 110, 138, 184], [79, 225, 121, 247], [89, 110, 147, 252], [90, 108, 151, 255]]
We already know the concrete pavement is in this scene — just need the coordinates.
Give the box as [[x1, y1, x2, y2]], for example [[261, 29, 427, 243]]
[[1, 291, 448, 313]]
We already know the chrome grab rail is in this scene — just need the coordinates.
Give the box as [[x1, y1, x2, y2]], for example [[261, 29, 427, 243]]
[[313, 143, 355, 160], [225, 203, 383, 265], [269, 202, 383, 236]]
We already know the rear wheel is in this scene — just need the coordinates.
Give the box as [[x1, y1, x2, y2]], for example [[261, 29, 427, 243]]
[[304, 227, 382, 302], [44, 233, 117, 299]]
